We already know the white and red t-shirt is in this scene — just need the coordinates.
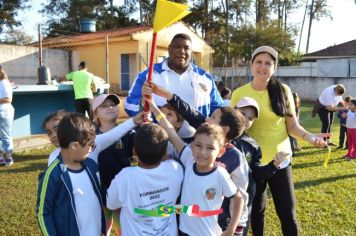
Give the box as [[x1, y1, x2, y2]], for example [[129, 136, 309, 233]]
[[106, 159, 184, 236], [179, 146, 237, 235]]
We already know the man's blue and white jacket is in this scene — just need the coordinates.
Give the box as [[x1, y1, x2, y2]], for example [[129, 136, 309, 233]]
[[125, 59, 223, 117]]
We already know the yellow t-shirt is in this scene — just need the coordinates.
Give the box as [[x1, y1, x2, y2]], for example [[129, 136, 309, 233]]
[[230, 82, 295, 164]]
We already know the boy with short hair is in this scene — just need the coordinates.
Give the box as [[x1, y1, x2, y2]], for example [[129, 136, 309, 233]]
[[142, 82, 249, 234], [147, 99, 244, 236], [36, 113, 106, 236], [159, 103, 195, 159], [106, 123, 184, 236]]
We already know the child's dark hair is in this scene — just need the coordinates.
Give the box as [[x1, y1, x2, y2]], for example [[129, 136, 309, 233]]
[[344, 96, 352, 103], [350, 98, 356, 106], [42, 110, 69, 130], [220, 87, 231, 99], [134, 123, 168, 165], [161, 103, 184, 123], [219, 107, 245, 141], [57, 113, 96, 148], [194, 123, 225, 147]]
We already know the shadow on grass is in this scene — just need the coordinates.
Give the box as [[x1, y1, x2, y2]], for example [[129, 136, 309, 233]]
[[12, 154, 48, 163], [292, 158, 346, 169], [1, 162, 47, 173], [293, 149, 343, 158], [294, 173, 356, 190]]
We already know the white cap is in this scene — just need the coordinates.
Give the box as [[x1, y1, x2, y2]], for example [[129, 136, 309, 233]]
[[252, 46, 278, 67], [92, 94, 120, 112], [234, 97, 260, 118]]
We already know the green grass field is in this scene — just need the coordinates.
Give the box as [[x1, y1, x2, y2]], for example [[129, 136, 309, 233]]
[[0, 103, 355, 235]]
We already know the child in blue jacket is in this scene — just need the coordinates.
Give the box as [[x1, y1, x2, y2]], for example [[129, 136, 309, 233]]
[[36, 113, 106, 236]]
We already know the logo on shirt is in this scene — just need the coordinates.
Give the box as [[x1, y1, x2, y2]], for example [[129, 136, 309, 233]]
[[198, 82, 208, 92], [205, 188, 217, 200], [134, 204, 223, 217], [158, 205, 175, 215]]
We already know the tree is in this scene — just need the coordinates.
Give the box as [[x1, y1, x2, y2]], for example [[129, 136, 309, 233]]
[[270, 0, 301, 31], [1, 29, 33, 45], [40, 0, 138, 37], [256, 0, 269, 26], [0, 0, 29, 32], [96, 4, 139, 30], [305, 0, 331, 52], [223, 20, 298, 66]]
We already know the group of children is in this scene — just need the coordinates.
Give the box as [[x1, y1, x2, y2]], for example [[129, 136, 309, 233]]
[[337, 96, 356, 159], [36, 84, 290, 236]]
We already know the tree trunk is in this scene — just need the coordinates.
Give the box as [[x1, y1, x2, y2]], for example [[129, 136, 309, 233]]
[[202, 0, 209, 42], [284, 0, 287, 31], [306, 0, 315, 53], [298, 0, 309, 53], [256, 0, 267, 26], [139, 0, 143, 23], [225, 0, 229, 62], [109, 0, 113, 16]]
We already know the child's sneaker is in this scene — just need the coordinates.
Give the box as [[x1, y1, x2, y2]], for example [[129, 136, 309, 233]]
[[5, 157, 13, 166], [0, 157, 5, 165]]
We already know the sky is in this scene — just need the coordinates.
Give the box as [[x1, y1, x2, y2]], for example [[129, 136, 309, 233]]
[[13, 0, 356, 53]]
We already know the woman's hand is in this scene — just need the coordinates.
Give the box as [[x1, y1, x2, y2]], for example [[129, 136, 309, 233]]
[[304, 133, 330, 148]]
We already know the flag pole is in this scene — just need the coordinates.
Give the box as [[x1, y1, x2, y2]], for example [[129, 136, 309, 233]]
[[142, 0, 191, 121], [143, 32, 158, 118]]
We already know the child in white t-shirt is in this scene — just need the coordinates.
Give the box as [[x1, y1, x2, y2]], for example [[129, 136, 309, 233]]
[[42, 110, 69, 165], [147, 98, 244, 236], [106, 123, 184, 236]]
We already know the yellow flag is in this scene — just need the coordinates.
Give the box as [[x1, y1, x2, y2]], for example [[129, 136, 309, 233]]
[[153, 0, 191, 33]]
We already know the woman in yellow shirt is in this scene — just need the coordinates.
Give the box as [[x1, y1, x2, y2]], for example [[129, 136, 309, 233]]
[[230, 46, 328, 236]]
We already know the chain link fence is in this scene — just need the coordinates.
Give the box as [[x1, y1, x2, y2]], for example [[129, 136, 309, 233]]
[[212, 59, 251, 90]]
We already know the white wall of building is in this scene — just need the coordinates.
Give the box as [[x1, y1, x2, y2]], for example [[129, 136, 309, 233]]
[[0, 44, 69, 84], [213, 59, 356, 100]]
